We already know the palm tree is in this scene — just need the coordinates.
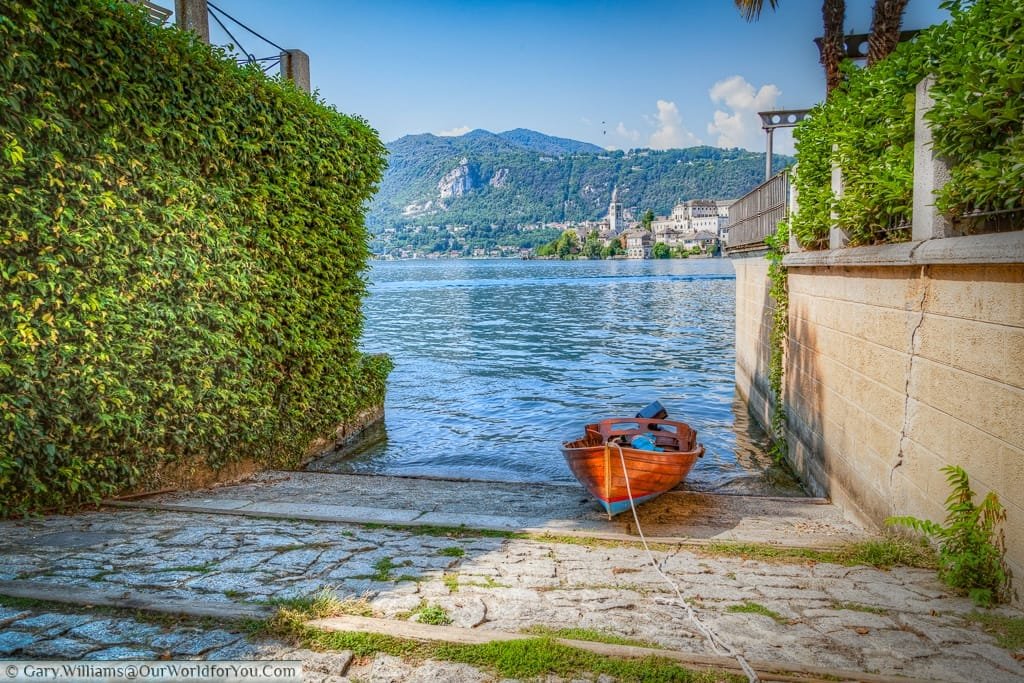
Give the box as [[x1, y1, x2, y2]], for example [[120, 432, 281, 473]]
[[735, 0, 846, 98], [735, 0, 908, 97], [820, 0, 846, 97], [734, 0, 779, 20], [867, 0, 910, 66]]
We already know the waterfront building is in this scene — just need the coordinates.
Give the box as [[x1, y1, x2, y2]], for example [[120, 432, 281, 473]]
[[716, 200, 734, 243], [683, 230, 720, 254], [623, 229, 653, 259], [651, 199, 725, 241]]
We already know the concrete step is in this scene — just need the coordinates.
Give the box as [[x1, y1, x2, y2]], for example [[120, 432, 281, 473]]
[[107, 471, 871, 549]]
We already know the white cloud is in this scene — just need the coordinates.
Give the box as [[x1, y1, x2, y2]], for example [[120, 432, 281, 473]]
[[706, 76, 787, 152], [648, 100, 701, 150], [616, 121, 640, 143], [436, 125, 471, 137]]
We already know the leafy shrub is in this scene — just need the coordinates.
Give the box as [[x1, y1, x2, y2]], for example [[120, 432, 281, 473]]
[[0, 0, 388, 514], [887, 465, 1009, 606], [791, 0, 1023, 247], [929, 0, 1024, 216]]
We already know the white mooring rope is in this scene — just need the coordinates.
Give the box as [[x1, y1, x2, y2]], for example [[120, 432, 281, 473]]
[[612, 442, 760, 683]]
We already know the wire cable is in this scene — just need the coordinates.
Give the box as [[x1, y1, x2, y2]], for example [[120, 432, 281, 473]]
[[207, 1, 288, 53], [612, 441, 760, 683], [207, 6, 255, 63]]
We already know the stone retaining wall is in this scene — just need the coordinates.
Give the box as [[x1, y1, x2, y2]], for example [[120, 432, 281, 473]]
[[124, 403, 385, 497], [732, 252, 775, 433], [735, 231, 1024, 603]]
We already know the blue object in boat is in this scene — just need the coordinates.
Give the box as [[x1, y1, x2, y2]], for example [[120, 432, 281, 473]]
[[630, 432, 663, 452], [635, 400, 668, 420]]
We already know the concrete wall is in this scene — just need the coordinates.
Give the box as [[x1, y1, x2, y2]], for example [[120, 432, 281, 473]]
[[732, 252, 775, 434], [777, 232, 1024, 602]]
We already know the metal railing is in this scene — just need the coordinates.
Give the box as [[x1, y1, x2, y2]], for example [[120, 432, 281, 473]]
[[127, 0, 172, 24], [725, 170, 789, 253]]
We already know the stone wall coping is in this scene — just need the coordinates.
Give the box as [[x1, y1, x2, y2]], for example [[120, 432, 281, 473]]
[[782, 230, 1023, 268]]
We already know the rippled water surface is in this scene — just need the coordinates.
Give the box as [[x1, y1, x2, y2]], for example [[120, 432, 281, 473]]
[[314, 258, 803, 495]]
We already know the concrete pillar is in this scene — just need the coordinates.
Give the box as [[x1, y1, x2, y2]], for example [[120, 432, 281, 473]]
[[912, 77, 954, 240], [174, 0, 209, 43], [281, 50, 311, 93], [829, 144, 850, 249], [765, 128, 774, 180], [788, 171, 803, 252]]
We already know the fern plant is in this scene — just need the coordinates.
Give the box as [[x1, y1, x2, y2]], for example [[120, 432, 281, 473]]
[[887, 466, 1009, 606]]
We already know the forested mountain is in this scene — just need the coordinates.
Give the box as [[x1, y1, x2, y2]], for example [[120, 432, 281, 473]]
[[368, 129, 792, 254]]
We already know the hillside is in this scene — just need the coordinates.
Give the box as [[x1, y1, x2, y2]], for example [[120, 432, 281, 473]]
[[369, 128, 792, 254]]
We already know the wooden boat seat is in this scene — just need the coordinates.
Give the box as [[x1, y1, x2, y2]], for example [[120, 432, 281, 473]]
[[580, 418, 698, 452]]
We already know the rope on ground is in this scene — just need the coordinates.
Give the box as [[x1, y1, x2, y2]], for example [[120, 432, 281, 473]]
[[613, 442, 760, 683]]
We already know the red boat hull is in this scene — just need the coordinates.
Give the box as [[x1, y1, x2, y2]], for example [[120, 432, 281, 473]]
[[561, 418, 703, 517]]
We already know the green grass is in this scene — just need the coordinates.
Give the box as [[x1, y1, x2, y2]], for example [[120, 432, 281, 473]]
[[530, 533, 672, 552], [461, 576, 510, 589], [224, 589, 246, 600], [409, 603, 452, 626], [368, 557, 396, 581], [264, 589, 374, 620], [704, 537, 936, 569], [830, 601, 888, 615], [394, 574, 423, 583], [361, 523, 519, 539], [442, 573, 459, 592], [438, 546, 466, 558], [258, 591, 740, 681], [840, 538, 937, 569], [292, 626, 739, 682], [965, 611, 1024, 650], [0, 595, 72, 611], [522, 625, 660, 649], [725, 602, 787, 623]]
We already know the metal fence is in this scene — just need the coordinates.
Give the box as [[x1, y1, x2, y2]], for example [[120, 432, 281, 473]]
[[725, 170, 789, 253]]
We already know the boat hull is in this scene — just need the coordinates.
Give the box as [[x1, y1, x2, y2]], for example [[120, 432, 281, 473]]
[[561, 418, 703, 517]]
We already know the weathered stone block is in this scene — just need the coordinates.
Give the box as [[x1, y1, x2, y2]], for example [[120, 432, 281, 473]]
[[910, 356, 1023, 447], [923, 264, 1024, 327]]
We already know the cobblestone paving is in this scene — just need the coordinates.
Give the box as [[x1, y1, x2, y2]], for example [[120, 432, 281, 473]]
[[2, 509, 1024, 681]]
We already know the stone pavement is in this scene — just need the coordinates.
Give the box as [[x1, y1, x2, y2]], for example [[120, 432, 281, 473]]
[[0, 472, 1021, 682]]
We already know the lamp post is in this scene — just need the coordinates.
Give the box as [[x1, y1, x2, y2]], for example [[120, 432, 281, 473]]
[[757, 109, 812, 180]]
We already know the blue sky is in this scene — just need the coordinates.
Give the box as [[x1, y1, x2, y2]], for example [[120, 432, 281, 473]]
[[201, 1, 948, 154]]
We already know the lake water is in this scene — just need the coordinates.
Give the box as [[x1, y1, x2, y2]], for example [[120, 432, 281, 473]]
[[310, 258, 803, 496]]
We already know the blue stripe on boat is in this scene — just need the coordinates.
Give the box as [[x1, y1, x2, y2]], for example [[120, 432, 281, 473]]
[[601, 493, 659, 516]]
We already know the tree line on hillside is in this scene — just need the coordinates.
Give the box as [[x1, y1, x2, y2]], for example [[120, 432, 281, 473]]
[[371, 139, 792, 235]]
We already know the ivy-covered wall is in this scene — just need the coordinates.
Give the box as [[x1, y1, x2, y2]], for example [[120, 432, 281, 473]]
[[790, 0, 1023, 248], [0, 0, 390, 515]]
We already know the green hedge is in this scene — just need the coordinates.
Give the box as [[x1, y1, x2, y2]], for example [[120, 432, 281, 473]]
[[791, 0, 1023, 248], [0, 0, 389, 515]]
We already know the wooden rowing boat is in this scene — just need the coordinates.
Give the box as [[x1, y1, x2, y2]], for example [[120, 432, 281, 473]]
[[561, 417, 704, 517]]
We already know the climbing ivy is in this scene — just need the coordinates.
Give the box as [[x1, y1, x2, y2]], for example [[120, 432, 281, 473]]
[[790, 0, 1023, 247], [764, 222, 789, 462], [0, 0, 389, 514]]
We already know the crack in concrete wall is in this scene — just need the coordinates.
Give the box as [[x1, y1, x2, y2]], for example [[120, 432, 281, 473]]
[[891, 264, 932, 490]]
